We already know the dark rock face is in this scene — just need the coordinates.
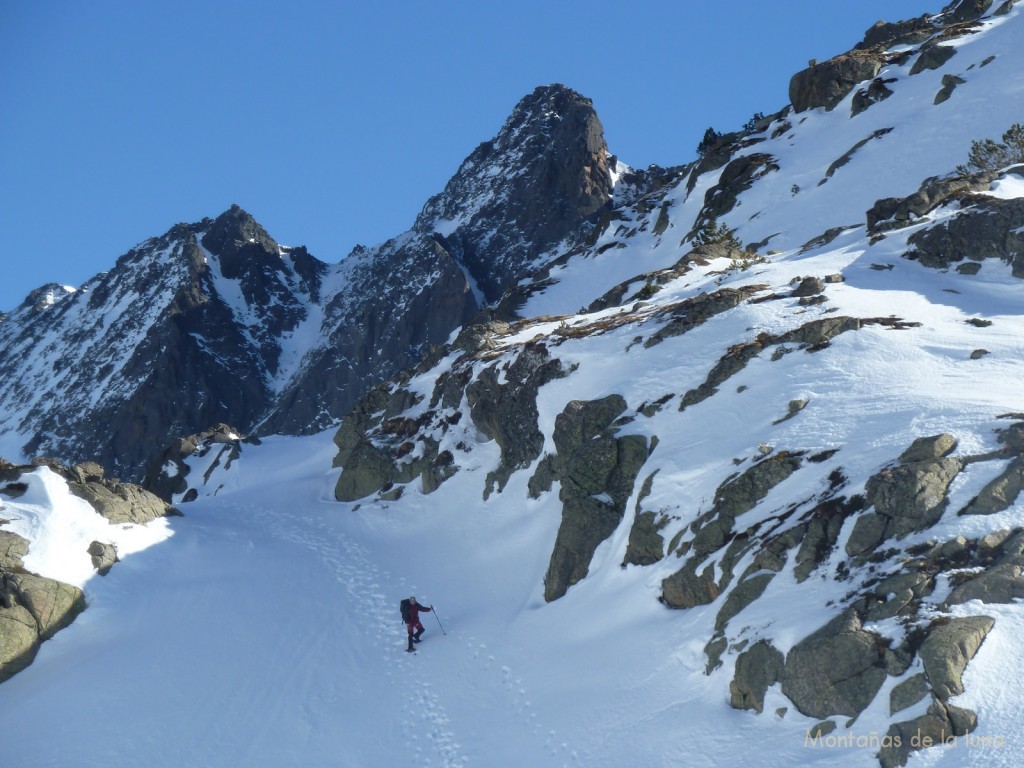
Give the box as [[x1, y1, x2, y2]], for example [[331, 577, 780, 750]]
[[469, 343, 569, 497], [416, 84, 613, 303], [790, 53, 884, 113], [2, 85, 616, 481], [730, 640, 784, 713], [867, 172, 995, 233], [262, 232, 479, 436], [1, 206, 324, 479], [144, 423, 246, 502], [856, 16, 936, 49], [906, 196, 1024, 275], [541, 396, 647, 602]]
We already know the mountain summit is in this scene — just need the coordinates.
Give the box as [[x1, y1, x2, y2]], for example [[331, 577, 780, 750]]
[[416, 84, 614, 301], [0, 86, 617, 478]]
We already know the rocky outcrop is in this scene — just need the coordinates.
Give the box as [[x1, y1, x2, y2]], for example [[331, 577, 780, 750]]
[[905, 195, 1024, 276], [662, 451, 803, 608], [781, 610, 888, 719], [866, 171, 996, 233], [846, 435, 962, 556], [789, 53, 885, 113], [960, 456, 1024, 515], [919, 616, 994, 700], [679, 317, 863, 411], [692, 153, 779, 233], [143, 423, 248, 502], [538, 396, 648, 601], [469, 343, 569, 497], [2, 85, 618, 479], [416, 84, 614, 303], [18, 458, 179, 525], [0, 532, 86, 684], [730, 640, 784, 713]]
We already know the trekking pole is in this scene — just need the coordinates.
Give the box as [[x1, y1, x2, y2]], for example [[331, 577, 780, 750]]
[[432, 606, 446, 636]]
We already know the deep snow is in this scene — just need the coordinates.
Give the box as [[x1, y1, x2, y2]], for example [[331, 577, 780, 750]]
[[4, 5, 1024, 767]]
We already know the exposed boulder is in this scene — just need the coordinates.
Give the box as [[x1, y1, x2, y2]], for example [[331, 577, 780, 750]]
[[899, 433, 958, 463], [846, 437, 962, 556], [730, 640, 785, 713], [960, 456, 1024, 515], [0, 569, 86, 684], [789, 52, 885, 113], [781, 609, 888, 719], [909, 44, 958, 75], [879, 697, 979, 768], [946, 563, 1024, 605], [918, 615, 994, 699], [934, 73, 966, 104], [88, 541, 119, 576], [542, 395, 648, 601], [662, 563, 720, 609]]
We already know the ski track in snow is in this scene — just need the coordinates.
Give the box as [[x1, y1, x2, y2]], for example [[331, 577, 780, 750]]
[[243, 501, 581, 767]]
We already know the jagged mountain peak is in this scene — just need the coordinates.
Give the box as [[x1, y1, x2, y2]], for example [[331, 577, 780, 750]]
[[414, 82, 613, 303], [199, 204, 280, 267]]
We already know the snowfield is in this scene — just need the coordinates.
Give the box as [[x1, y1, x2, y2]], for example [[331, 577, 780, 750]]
[[4, 4, 1024, 767]]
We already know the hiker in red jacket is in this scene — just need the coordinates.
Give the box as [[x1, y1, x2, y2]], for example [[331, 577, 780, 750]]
[[406, 596, 432, 652]]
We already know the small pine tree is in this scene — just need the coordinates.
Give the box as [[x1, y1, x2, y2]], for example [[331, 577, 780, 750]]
[[957, 122, 1024, 175], [696, 127, 723, 157], [743, 112, 766, 132], [693, 218, 742, 249]]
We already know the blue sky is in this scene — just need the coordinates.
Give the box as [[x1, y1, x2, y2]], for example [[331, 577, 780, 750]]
[[1, 0, 940, 312]]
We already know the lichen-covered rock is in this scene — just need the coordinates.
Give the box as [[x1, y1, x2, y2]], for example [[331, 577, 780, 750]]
[[0, 569, 87, 684], [899, 434, 958, 463], [68, 479, 177, 525], [0, 531, 29, 571], [781, 610, 888, 719], [88, 541, 119, 576], [918, 616, 994, 700], [730, 640, 784, 713]]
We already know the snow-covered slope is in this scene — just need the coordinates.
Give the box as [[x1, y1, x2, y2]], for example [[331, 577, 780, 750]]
[[4, 2, 1024, 767]]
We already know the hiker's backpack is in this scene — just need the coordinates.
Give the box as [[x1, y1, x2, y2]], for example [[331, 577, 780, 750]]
[[400, 598, 412, 623]]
